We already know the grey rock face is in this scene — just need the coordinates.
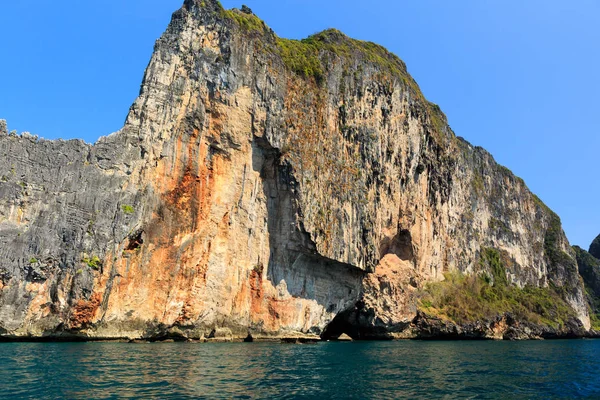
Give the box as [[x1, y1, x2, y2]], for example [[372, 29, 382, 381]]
[[0, 0, 590, 339], [0, 128, 144, 333]]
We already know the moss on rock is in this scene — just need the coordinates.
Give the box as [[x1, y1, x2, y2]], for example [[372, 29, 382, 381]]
[[274, 28, 422, 93], [222, 8, 268, 35]]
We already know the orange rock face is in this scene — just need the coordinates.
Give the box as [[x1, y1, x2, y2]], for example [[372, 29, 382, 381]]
[[69, 293, 102, 330]]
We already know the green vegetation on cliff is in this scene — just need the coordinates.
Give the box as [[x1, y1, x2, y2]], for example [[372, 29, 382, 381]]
[[222, 8, 267, 34], [275, 29, 421, 94], [210, 0, 426, 107], [121, 204, 135, 215], [418, 248, 576, 327], [82, 256, 102, 270], [276, 37, 325, 83]]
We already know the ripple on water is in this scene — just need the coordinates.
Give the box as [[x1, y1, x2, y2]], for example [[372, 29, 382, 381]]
[[1, 341, 600, 399]]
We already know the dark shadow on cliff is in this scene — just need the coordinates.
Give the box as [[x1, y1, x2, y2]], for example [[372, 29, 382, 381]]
[[252, 135, 364, 334], [320, 301, 412, 340], [379, 229, 415, 262]]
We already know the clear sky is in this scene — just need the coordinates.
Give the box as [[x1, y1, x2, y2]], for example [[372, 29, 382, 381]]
[[1, 0, 598, 248]]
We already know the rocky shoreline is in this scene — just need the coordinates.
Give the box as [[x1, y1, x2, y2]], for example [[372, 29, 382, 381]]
[[2, 311, 598, 343]]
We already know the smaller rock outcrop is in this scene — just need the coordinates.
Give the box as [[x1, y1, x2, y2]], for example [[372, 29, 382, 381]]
[[574, 246, 600, 295], [0, 120, 6, 136], [574, 244, 600, 331], [589, 234, 600, 259]]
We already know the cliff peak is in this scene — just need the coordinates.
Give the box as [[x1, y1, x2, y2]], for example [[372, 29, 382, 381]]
[[240, 5, 253, 14], [184, 0, 224, 9], [311, 28, 348, 43]]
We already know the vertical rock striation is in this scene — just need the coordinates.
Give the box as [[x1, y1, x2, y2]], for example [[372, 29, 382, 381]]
[[0, 0, 590, 340]]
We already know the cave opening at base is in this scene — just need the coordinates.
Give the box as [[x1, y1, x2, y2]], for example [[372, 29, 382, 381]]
[[321, 301, 410, 341], [320, 307, 361, 340], [320, 303, 393, 341]]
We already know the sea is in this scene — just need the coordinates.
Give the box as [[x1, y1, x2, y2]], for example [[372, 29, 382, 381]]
[[1, 340, 599, 399]]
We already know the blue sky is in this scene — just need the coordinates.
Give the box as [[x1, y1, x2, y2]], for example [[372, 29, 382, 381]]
[[1, 0, 598, 248]]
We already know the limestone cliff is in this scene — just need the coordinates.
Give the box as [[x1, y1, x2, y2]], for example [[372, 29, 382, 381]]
[[0, 0, 590, 340]]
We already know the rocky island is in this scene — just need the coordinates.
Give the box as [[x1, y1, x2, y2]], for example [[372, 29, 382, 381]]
[[0, 0, 597, 341]]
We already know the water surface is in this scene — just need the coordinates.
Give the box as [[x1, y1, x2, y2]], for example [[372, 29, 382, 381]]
[[1, 340, 599, 399]]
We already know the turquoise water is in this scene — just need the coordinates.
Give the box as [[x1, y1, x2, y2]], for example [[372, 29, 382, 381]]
[[1, 340, 599, 399]]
